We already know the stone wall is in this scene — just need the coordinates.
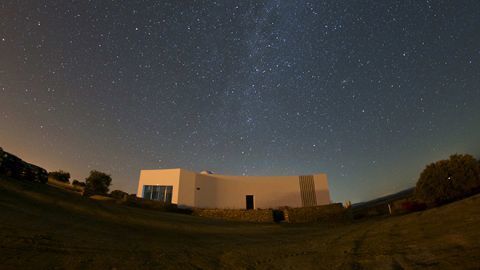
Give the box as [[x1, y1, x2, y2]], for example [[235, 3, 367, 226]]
[[283, 203, 350, 223], [192, 208, 275, 223], [352, 203, 390, 219]]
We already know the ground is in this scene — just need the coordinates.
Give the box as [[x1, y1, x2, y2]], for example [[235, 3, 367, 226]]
[[0, 176, 479, 270]]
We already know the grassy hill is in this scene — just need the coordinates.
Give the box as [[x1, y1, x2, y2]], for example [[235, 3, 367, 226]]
[[0, 175, 479, 269]]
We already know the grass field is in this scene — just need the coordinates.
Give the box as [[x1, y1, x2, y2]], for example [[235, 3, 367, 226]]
[[1, 176, 479, 270]]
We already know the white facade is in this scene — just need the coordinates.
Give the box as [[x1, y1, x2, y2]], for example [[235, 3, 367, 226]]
[[137, 168, 331, 209]]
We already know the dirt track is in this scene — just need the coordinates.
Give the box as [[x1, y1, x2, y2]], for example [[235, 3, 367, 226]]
[[1, 176, 479, 269]]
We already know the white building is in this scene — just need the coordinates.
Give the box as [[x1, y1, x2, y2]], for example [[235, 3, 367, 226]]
[[137, 168, 331, 209]]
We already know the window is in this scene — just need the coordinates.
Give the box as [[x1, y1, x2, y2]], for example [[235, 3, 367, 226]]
[[152, 186, 160, 200], [165, 186, 172, 203], [156, 186, 166, 201], [143, 185, 173, 203], [143, 185, 153, 200]]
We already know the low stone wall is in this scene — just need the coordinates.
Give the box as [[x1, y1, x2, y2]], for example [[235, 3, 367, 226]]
[[352, 203, 390, 219], [283, 203, 350, 223], [192, 209, 275, 223], [390, 199, 427, 215], [352, 197, 424, 219]]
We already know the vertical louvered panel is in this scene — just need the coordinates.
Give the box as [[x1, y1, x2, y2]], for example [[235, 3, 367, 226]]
[[299, 175, 317, 207]]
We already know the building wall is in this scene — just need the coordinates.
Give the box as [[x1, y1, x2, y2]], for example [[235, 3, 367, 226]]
[[178, 169, 196, 208], [137, 169, 181, 204], [314, 173, 331, 205], [194, 174, 302, 209], [137, 168, 331, 209]]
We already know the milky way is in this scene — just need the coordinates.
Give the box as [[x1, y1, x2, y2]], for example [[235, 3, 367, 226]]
[[1, 1, 480, 202]]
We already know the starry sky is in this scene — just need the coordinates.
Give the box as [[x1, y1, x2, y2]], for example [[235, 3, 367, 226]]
[[1, 1, 480, 203]]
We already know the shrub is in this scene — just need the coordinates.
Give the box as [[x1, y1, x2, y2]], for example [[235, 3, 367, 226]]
[[48, 170, 70, 183], [122, 196, 178, 212], [415, 154, 480, 205], [83, 170, 112, 196], [72, 179, 86, 187], [110, 190, 129, 200]]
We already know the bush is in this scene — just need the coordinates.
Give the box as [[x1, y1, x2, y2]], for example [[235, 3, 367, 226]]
[[48, 170, 70, 183], [110, 190, 128, 200], [122, 196, 179, 212], [83, 170, 112, 196], [415, 154, 480, 205], [72, 179, 86, 187]]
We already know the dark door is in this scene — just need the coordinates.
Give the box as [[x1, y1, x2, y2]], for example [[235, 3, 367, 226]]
[[246, 195, 254, 210]]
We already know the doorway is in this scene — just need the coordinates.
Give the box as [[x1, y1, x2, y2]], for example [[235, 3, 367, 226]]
[[246, 195, 254, 210]]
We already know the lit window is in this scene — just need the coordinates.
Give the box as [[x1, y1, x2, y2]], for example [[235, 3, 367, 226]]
[[143, 185, 173, 203]]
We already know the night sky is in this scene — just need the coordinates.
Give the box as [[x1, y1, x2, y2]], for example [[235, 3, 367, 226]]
[[1, 1, 480, 202]]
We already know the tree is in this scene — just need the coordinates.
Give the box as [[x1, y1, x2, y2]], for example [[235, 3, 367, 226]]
[[415, 154, 480, 205], [48, 170, 70, 183], [83, 170, 112, 196]]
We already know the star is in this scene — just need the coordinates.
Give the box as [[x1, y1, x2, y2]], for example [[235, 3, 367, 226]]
[[0, 0, 478, 203]]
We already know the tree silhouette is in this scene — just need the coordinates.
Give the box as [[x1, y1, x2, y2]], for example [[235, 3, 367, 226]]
[[84, 170, 112, 196], [48, 170, 70, 183], [416, 154, 480, 205]]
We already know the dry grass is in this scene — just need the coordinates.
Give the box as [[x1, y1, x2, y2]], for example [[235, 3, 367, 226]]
[[47, 177, 84, 193], [89, 195, 115, 201], [1, 175, 479, 269]]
